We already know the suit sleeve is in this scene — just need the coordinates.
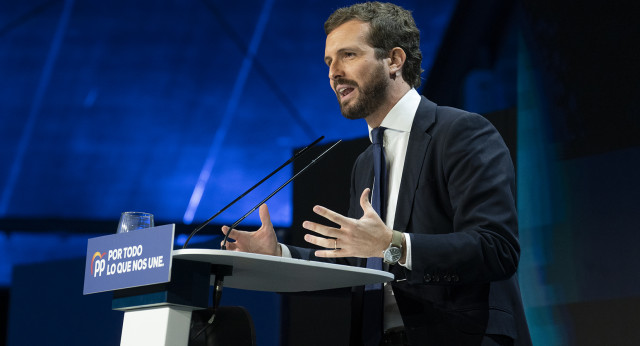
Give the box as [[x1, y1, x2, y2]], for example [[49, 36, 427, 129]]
[[406, 112, 520, 285]]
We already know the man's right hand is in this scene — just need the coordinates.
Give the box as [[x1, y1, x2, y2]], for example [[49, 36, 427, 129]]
[[221, 203, 281, 256]]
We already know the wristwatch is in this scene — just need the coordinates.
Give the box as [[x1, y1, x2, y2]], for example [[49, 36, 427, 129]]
[[382, 230, 403, 264]]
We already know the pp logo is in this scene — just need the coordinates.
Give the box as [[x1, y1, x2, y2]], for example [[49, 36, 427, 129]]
[[92, 252, 107, 277]]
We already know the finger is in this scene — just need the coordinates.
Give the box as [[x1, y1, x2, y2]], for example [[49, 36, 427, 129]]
[[303, 234, 338, 249], [312, 205, 351, 226], [314, 249, 347, 258], [259, 204, 272, 228], [223, 241, 238, 251], [359, 188, 374, 212], [221, 225, 244, 242], [302, 220, 340, 238]]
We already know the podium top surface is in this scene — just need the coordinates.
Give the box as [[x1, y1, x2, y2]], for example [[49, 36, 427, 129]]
[[172, 249, 394, 293]]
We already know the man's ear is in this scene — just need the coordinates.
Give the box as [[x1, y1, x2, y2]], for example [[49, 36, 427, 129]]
[[388, 47, 407, 75]]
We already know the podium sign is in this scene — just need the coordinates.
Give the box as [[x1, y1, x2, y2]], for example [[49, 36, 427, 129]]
[[83, 224, 175, 295]]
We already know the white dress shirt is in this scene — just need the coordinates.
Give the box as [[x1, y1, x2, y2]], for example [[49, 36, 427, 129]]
[[369, 88, 420, 331]]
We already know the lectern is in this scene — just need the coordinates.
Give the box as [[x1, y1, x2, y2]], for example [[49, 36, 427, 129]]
[[112, 249, 394, 346]]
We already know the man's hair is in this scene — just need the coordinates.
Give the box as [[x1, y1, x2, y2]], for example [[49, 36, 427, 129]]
[[324, 2, 423, 88]]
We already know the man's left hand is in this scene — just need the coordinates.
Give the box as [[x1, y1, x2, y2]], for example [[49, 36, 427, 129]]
[[302, 188, 391, 258]]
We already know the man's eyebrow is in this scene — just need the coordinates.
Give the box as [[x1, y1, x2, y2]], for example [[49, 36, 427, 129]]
[[336, 47, 359, 54], [324, 47, 360, 65]]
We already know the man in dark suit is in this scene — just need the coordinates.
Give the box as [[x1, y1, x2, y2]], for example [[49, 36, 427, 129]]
[[223, 2, 531, 345]]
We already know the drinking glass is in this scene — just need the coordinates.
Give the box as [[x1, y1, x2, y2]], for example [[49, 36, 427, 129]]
[[117, 211, 154, 233]]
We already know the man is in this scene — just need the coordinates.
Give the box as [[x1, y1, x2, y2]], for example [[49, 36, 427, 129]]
[[223, 2, 531, 345]]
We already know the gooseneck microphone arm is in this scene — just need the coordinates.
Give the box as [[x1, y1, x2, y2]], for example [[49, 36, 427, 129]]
[[221, 140, 342, 250], [182, 136, 325, 249]]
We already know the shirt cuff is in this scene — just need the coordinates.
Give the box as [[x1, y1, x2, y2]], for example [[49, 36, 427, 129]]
[[399, 233, 412, 270], [280, 243, 292, 258]]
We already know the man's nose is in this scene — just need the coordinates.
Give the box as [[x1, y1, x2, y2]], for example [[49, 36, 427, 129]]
[[328, 61, 343, 81]]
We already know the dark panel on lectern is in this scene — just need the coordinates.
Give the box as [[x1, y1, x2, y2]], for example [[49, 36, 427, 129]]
[[282, 137, 369, 346], [290, 137, 370, 247]]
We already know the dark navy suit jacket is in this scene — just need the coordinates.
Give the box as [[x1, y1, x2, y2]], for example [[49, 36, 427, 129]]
[[289, 96, 532, 345]]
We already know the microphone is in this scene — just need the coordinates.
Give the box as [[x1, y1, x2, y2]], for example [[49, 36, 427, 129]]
[[190, 139, 341, 341], [221, 140, 342, 250], [182, 136, 325, 249]]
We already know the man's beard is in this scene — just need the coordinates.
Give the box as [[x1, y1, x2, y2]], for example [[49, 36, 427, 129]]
[[336, 63, 389, 120]]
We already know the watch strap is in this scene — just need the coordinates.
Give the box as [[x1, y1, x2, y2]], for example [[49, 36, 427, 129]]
[[390, 230, 403, 248]]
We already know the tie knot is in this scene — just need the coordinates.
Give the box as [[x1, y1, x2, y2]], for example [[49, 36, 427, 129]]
[[371, 127, 386, 145]]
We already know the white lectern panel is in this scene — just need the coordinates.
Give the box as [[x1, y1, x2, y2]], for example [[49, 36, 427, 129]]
[[173, 249, 394, 292]]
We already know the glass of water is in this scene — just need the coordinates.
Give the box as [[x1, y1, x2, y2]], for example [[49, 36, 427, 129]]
[[117, 211, 154, 233]]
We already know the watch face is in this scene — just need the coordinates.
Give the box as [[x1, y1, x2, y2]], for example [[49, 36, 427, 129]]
[[384, 247, 402, 264]]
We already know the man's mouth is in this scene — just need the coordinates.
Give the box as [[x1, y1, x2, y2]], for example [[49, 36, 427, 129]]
[[336, 85, 356, 101], [338, 87, 354, 97]]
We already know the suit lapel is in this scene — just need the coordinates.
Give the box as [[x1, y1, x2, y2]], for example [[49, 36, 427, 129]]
[[392, 96, 436, 232]]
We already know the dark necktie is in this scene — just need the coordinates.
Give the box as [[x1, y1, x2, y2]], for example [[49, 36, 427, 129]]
[[362, 126, 386, 345]]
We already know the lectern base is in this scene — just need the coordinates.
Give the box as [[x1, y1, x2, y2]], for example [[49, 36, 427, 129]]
[[121, 306, 193, 346]]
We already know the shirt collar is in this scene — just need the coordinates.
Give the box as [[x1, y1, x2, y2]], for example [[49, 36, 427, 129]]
[[368, 88, 421, 142]]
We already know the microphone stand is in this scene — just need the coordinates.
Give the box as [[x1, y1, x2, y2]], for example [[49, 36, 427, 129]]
[[221, 140, 342, 249], [182, 136, 324, 249], [188, 138, 341, 342]]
